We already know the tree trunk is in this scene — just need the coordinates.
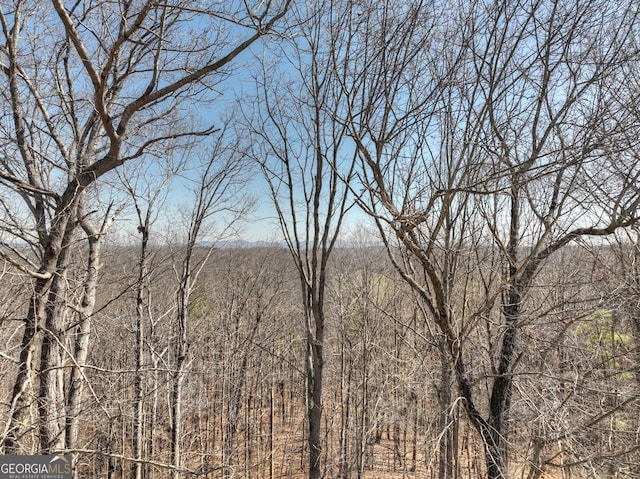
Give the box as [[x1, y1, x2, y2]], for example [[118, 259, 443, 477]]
[[172, 259, 191, 479], [39, 212, 82, 453], [3, 310, 40, 453], [482, 181, 524, 479], [39, 248, 71, 452], [132, 225, 149, 479], [486, 296, 520, 479], [171, 359, 186, 479], [3, 235, 67, 453], [307, 305, 325, 479], [171, 306, 188, 479], [437, 338, 454, 479], [67, 211, 111, 452], [65, 310, 92, 451]]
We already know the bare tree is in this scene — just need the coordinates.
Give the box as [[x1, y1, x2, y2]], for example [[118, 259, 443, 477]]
[[0, 0, 290, 456], [167, 125, 253, 478], [243, 2, 356, 476], [117, 160, 175, 479], [333, 0, 640, 477]]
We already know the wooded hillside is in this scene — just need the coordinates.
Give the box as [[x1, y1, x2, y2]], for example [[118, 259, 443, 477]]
[[1, 243, 639, 478], [0, 1, 639, 478]]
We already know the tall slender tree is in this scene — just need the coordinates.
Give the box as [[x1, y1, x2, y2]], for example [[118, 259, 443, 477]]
[[168, 124, 253, 478], [243, 2, 355, 476]]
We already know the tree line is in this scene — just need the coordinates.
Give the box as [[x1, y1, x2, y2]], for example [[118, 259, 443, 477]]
[[0, 1, 639, 478]]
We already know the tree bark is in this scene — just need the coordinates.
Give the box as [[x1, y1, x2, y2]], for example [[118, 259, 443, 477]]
[[172, 272, 190, 479], [3, 208, 73, 452], [132, 222, 149, 479], [306, 303, 325, 479], [39, 257, 70, 453]]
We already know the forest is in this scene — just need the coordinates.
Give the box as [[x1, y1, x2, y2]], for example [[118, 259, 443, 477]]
[[0, 1, 639, 478]]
